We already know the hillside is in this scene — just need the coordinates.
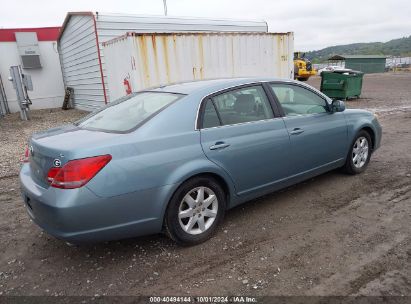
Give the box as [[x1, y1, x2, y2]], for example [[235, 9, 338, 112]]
[[306, 36, 411, 63]]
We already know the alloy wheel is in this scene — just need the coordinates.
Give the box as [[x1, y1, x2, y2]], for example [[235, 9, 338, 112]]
[[178, 186, 218, 235], [352, 136, 369, 168]]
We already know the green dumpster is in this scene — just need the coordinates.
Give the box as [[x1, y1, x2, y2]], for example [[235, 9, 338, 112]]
[[320, 69, 364, 99]]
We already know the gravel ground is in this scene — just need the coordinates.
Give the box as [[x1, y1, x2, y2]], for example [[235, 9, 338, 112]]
[[0, 108, 86, 179], [0, 72, 410, 297]]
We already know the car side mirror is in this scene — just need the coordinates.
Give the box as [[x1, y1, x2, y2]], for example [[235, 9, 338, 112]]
[[331, 100, 345, 112]]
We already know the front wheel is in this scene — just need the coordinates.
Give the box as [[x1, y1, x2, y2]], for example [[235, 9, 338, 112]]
[[164, 177, 226, 245], [343, 130, 372, 174]]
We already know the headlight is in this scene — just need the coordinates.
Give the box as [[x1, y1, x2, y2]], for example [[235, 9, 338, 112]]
[[373, 112, 379, 120]]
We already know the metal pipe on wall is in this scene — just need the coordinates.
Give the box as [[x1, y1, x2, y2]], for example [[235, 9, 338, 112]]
[[0, 73, 10, 117]]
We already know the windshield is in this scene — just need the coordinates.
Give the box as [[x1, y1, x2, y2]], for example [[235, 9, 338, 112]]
[[77, 92, 183, 132]]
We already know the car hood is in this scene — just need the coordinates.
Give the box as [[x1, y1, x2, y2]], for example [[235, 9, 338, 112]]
[[344, 108, 373, 117]]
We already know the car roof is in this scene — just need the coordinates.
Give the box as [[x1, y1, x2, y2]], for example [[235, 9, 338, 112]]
[[149, 77, 293, 95]]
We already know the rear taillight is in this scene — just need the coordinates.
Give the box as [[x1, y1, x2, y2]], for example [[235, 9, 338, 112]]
[[22, 146, 29, 163], [46, 155, 112, 189], [47, 167, 60, 183]]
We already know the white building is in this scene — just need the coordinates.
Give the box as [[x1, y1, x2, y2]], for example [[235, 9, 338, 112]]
[[0, 27, 65, 113], [58, 12, 269, 111]]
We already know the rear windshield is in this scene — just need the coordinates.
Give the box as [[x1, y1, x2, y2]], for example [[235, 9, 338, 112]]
[[76, 92, 183, 132]]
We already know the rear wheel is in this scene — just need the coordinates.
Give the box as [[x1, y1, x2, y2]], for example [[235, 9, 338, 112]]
[[164, 177, 226, 245], [343, 130, 372, 174]]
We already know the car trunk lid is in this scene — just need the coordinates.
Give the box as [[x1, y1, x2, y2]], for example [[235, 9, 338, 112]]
[[28, 124, 120, 188]]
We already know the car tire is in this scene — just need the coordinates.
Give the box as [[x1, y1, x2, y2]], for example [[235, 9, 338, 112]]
[[343, 130, 372, 175], [164, 176, 226, 246]]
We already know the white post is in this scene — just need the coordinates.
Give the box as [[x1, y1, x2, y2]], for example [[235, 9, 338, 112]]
[[163, 0, 168, 16]]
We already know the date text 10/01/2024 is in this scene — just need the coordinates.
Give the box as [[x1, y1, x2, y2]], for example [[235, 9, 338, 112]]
[[149, 296, 258, 303]]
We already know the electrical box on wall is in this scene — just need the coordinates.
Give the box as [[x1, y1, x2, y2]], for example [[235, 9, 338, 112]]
[[15, 32, 42, 69]]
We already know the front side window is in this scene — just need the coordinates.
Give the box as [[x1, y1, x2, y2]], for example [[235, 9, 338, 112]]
[[202, 85, 274, 128], [77, 92, 182, 132], [270, 84, 328, 116]]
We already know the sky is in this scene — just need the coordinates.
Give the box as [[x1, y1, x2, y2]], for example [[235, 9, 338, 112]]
[[1, 0, 410, 51]]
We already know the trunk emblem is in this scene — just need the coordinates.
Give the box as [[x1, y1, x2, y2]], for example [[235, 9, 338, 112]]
[[53, 159, 62, 167]]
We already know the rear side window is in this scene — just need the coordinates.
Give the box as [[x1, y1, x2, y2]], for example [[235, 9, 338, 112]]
[[201, 85, 274, 128], [202, 100, 221, 128], [77, 92, 182, 132]]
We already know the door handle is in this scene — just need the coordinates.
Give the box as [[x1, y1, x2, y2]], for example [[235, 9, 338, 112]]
[[209, 142, 230, 150], [290, 128, 304, 135]]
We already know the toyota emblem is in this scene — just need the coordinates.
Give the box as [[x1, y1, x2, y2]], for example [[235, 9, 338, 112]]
[[53, 159, 62, 167]]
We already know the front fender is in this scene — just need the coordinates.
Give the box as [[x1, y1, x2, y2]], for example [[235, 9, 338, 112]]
[[344, 110, 382, 151]]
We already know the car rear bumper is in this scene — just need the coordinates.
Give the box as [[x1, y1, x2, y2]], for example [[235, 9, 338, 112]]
[[19, 164, 175, 243]]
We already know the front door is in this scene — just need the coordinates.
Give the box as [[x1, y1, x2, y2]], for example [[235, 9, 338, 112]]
[[269, 83, 348, 175]]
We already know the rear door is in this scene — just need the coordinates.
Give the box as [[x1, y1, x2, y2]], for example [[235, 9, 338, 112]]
[[269, 82, 348, 175], [199, 84, 292, 196]]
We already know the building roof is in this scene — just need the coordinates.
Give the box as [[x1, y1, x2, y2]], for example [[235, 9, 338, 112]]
[[329, 55, 387, 60], [0, 27, 61, 42], [58, 11, 269, 42]]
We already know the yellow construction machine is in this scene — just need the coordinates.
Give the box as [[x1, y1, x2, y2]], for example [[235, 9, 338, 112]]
[[294, 52, 316, 81]]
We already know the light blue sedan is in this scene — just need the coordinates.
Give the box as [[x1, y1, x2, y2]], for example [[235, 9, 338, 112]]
[[20, 78, 382, 245]]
